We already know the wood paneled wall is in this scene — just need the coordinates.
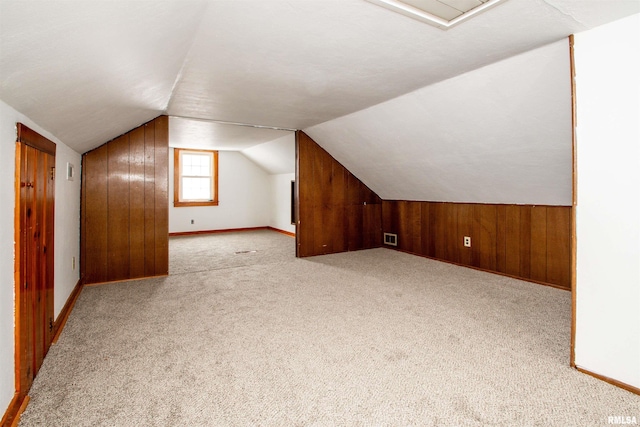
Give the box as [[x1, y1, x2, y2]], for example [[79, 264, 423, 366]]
[[382, 201, 572, 290], [296, 131, 382, 257], [81, 116, 168, 284]]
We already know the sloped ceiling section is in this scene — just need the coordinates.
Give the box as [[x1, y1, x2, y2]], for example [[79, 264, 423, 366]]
[[305, 40, 573, 206], [0, 1, 207, 153], [242, 134, 295, 175], [2, 0, 638, 155]]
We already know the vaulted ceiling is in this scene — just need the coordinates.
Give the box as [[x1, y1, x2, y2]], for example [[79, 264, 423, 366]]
[[1, 0, 638, 201]]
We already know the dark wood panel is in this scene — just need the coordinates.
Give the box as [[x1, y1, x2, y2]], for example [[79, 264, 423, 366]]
[[107, 135, 131, 281], [296, 132, 313, 257], [296, 131, 382, 257], [478, 205, 497, 271], [153, 116, 169, 276], [546, 206, 571, 289], [347, 205, 364, 250], [143, 122, 156, 276], [312, 138, 326, 255], [408, 201, 422, 254], [333, 163, 347, 253], [420, 202, 432, 257], [382, 200, 394, 237], [129, 126, 145, 279], [530, 206, 547, 282], [504, 205, 521, 277], [470, 204, 482, 268], [519, 207, 532, 279], [81, 116, 169, 285], [495, 205, 507, 274], [382, 200, 572, 289], [457, 204, 473, 266], [83, 145, 108, 283], [363, 203, 382, 249], [431, 203, 446, 260]]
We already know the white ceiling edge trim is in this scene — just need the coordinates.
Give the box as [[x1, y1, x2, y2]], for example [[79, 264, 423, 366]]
[[365, 0, 508, 29], [168, 115, 297, 132]]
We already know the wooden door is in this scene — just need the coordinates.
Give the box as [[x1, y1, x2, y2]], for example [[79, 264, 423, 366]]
[[14, 123, 55, 398]]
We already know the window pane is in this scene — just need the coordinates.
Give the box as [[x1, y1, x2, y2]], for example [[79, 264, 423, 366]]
[[182, 177, 211, 200], [182, 153, 211, 177]]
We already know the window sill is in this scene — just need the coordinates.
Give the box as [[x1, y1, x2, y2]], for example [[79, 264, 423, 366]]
[[174, 201, 219, 207]]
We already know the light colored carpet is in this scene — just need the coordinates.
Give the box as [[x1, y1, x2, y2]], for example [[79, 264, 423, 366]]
[[169, 230, 293, 276], [19, 230, 639, 426]]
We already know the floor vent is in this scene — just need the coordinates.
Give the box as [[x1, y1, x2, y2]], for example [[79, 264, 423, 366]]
[[383, 233, 398, 246], [235, 250, 258, 254]]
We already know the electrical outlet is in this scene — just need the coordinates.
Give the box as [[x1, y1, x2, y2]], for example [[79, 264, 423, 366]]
[[190, 219, 194, 224], [463, 236, 471, 248]]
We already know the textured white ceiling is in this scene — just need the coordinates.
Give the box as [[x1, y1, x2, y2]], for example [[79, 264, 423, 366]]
[[242, 134, 295, 175], [0, 0, 638, 202], [307, 40, 573, 205], [1, 0, 637, 153]]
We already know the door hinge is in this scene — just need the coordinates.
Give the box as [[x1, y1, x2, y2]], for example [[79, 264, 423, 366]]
[[50, 167, 55, 180], [49, 318, 54, 332]]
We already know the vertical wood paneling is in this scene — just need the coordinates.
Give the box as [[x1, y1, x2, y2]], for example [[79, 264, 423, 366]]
[[530, 206, 547, 282], [496, 205, 507, 274], [332, 163, 346, 253], [297, 133, 313, 257], [82, 116, 169, 284], [445, 203, 459, 263], [296, 131, 382, 257], [470, 205, 483, 268], [312, 140, 326, 254], [153, 116, 169, 276], [398, 201, 419, 253], [408, 201, 422, 253], [382, 200, 571, 289], [420, 202, 432, 257], [129, 126, 145, 278], [519, 207, 532, 279], [504, 205, 521, 277], [546, 206, 571, 288], [431, 203, 446, 260], [382, 200, 393, 237], [479, 205, 497, 271], [143, 122, 156, 276], [107, 135, 131, 281], [83, 145, 108, 283], [457, 204, 473, 266]]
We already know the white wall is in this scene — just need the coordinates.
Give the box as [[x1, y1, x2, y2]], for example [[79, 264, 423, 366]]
[[0, 100, 81, 415], [269, 173, 295, 234], [54, 143, 82, 317], [574, 14, 640, 389], [169, 150, 270, 233]]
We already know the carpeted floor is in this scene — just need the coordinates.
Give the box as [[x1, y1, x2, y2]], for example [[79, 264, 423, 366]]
[[19, 230, 639, 426]]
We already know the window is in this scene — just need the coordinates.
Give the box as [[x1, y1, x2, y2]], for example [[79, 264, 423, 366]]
[[173, 148, 218, 207]]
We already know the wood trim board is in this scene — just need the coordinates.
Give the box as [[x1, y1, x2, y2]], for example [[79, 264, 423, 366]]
[[51, 279, 83, 344], [575, 367, 640, 396]]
